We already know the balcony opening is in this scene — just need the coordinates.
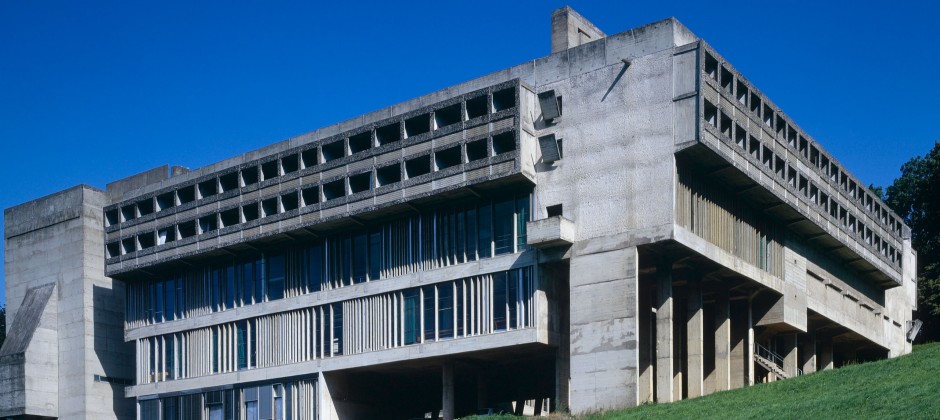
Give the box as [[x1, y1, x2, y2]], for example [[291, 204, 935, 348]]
[[281, 154, 299, 175], [788, 166, 797, 188], [376, 122, 401, 145], [301, 148, 318, 168], [157, 227, 176, 245], [261, 197, 279, 217], [323, 179, 346, 201], [106, 241, 120, 258], [137, 199, 154, 217], [799, 175, 808, 197], [810, 146, 820, 167], [720, 112, 732, 138], [434, 146, 462, 171], [720, 66, 733, 94], [121, 237, 136, 254], [105, 209, 120, 226], [220, 172, 239, 192], [349, 172, 372, 193], [776, 115, 786, 138], [241, 167, 259, 186], [121, 205, 136, 222], [776, 156, 785, 179], [749, 136, 760, 160], [376, 164, 401, 186], [322, 140, 345, 162], [298, 186, 317, 207], [199, 214, 217, 233], [762, 146, 773, 169], [405, 155, 431, 179], [197, 179, 217, 199], [349, 132, 372, 154], [434, 103, 462, 129], [156, 192, 175, 212], [492, 88, 515, 112], [799, 136, 808, 159], [467, 139, 488, 161], [466, 95, 488, 119], [138, 232, 155, 249], [261, 160, 279, 180], [734, 124, 747, 149], [704, 100, 718, 128], [750, 93, 761, 114], [281, 192, 299, 212], [242, 204, 259, 222], [787, 125, 797, 148], [763, 105, 773, 127], [736, 81, 748, 105], [220, 208, 240, 227], [178, 220, 197, 239], [404, 114, 431, 138], [704, 52, 718, 80], [492, 132, 515, 154]]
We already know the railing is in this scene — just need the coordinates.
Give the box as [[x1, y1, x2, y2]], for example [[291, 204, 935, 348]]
[[755, 342, 785, 369]]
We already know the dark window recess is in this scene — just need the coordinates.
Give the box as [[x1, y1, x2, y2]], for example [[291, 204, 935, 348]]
[[322, 140, 345, 162], [220, 208, 240, 227], [242, 204, 259, 222], [719, 112, 732, 138], [376, 164, 401, 186], [547, 204, 563, 217], [281, 154, 299, 174], [749, 136, 760, 160], [158, 227, 175, 244], [776, 115, 786, 137], [349, 132, 372, 154], [734, 124, 746, 149], [156, 192, 175, 211], [788, 166, 797, 188], [241, 167, 259, 186], [178, 185, 195, 204], [137, 199, 154, 216], [404, 114, 431, 138], [121, 205, 136, 222], [121, 237, 136, 254], [466, 139, 488, 161], [375, 123, 401, 145], [198, 179, 217, 199], [323, 179, 346, 200], [763, 105, 774, 127], [720, 66, 733, 93], [492, 88, 515, 111], [736, 81, 748, 105], [493, 132, 515, 154], [261, 160, 279, 180], [261, 197, 279, 217], [776, 157, 786, 178], [762, 146, 773, 169], [750, 93, 761, 114], [435, 146, 462, 170], [281, 192, 299, 212], [178, 221, 197, 238], [434, 103, 462, 129], [349, 172, 371, 193], [106, 241, 120, 258], [302, 187, 319, 206], [466, 96, 488, 119], [219, 172, 239, 192], [105, 209, 119, 226], [405, 155, 431, 178], [704, 53, 718, 80], [301, 148, 318, 168], [199, 214, 217, 233], [703, 100, 718, 128]]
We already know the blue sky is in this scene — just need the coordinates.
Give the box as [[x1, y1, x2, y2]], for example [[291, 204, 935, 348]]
[[1, 1, 938, 307]]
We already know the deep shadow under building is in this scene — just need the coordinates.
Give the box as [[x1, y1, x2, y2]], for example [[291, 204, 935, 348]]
[[1, 7, 917, 420]]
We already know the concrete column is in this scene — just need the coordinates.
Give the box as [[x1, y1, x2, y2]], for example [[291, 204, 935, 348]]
[[782, 334, 798, 377], [747, 298, 755, 386], [655, 261, 674, 403], [713, 289, 731, 392], [801, 334, 817, 374], [443, 362, 455, 420], [686, 278, 704, 398], [638, 283, 653, 404], [819, 338, 834, 370]]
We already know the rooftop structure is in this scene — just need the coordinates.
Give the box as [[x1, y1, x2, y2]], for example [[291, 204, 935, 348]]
[[1, 6, 916, 419]]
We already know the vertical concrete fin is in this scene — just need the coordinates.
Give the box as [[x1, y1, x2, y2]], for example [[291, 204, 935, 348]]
[[551, 6, 606, 53], [0, 283, 58, 418], [0, 283, 56, 356]]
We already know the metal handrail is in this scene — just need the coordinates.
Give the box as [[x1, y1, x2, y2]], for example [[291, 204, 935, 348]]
[[755, 342, 785, 370]]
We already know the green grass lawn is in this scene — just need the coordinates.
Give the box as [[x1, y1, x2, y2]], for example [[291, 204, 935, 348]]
[[462, 343, 940, 420]]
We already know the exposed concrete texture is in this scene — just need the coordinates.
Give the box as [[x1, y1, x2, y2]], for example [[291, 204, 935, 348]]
[[0, 283, 57, 418], [655, 261, 674, 403], [713, 289, 730, 392], [686, 277, 704, 398], [551, 6, 607, 54]]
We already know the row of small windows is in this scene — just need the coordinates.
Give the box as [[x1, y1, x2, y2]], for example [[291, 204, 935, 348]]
[[705, 99, 902, 267], [138, 379, 317, 420], [138, 268, 535, 384], [106, 87, 517, 228], [106, 132, 518, 258], [125, 193, 531, 327], [703, 52, 903, 239]]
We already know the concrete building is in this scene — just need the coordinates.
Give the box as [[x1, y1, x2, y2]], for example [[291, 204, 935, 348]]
[[1, 6, 917, 419]]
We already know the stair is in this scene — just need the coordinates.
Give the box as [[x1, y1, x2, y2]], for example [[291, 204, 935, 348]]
[[754, 343, 791, 380]]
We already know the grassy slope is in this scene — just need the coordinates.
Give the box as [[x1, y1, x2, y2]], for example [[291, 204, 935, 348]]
[[461, 343, 940, 420], [591, 342, 940, 419]]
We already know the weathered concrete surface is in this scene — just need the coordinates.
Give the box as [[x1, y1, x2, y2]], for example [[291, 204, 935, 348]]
[[0, 283, 57, 418]]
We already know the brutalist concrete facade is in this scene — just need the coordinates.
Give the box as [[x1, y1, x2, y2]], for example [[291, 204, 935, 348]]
[[2, 7, 916, 419]]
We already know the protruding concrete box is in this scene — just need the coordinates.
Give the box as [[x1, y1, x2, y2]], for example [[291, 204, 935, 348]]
[[527, 216, 575, 248]]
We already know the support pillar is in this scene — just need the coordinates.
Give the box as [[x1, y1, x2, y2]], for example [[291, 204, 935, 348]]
[[638, 283, 653, 404], [782, 334, 798, 378], [655, 261, 674, 403], [819, 338, 834, 370], [714, 289, 731, 392], [747, 296, 755, 386], [686, 278, 704, 398], [443, 362, 455, 420], [801, 334, 817, 374]]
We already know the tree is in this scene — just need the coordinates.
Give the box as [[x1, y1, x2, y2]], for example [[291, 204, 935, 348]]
[[882, 141, 940, 342]]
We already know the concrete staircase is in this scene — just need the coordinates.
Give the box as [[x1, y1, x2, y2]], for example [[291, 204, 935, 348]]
[[754, 343, 790, 380]]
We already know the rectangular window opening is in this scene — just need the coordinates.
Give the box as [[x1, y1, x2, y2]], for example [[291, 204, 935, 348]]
[[220, 208, 240, 228], [375, 123, 401, 145], [220, 172, 239, 192], [736, 81, 748, 105], [322, 179, 346, 200], [281, 154, 299, 174], [322, 140, 345, 162], [466, 96, 488, 119], [281, 192, 299, 212], [121, 237, 136, 254], [105, 209, 119, 226], [348, 132, 372, 154], [138, 233, 155, 249], [704, 52, 718, 80], [199, 214, 217, 233], [719, 112, 732, 138], [121, 205, 136, 222], [241, 167, 259, 186], [106, 241, 120, 257], [734, 124, 746, 149], [749, 136, 760, 160], [138, 199, 154, 217], [261, 197, 279, 217], [198, 179, 218, 199], [242, 203, 259, 222], [703, 100, 718, 128], [301, 148, 318, 169], [750, 93, 761, 114], [763, 105, 774, 127], [375, 164, 401, 186], [466, 139, 488, 162], [261, 160, 279, 180], [720, 66, 733, 94], [404, 114, 431, 138], [434, 103, 462, 129], [348, 172, 371, 193], [492, 132, 515, 154], [178, 221, 196, 239], [492, 88, 515, 112], [434, 146, 462, 171], [301, 187, 319, 206], [178, 185, 195, 205], [547, 204, 563, 217], [405, 155, 431, 178]]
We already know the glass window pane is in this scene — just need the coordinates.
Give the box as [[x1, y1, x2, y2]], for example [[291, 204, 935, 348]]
[[478, 204, 492, 258], [307, 243, 323, 292], [438, 283, 454, 338], [423, 285, 435, 340], [369, 231, 381, 281], [516, 195, 530, 252], [493, 272, 508, 330], [164, 279, 175, 321], [404, 290, 420, 345], [266, 254, 285, 300], [353, 233, 368, 284], [494, 199, 514, 255], [226, 264, 236, 309]]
